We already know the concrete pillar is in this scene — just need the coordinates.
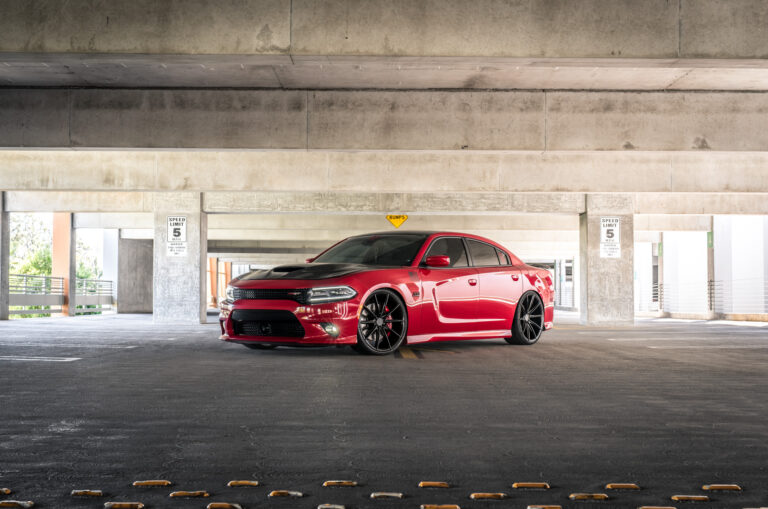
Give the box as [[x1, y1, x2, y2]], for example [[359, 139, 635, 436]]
[[52, 212, 76, 316], [0, 192, 9, 321], [102, 229, 119, 302], [579, 194, 634, 325], [117, 236, 153, 313], [153, 193, 207, 323]]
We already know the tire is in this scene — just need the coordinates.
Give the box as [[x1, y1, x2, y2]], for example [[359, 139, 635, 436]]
[[354, 289, 408, 355], [507, 291, 544, 345], [243, 343, 278, 350]]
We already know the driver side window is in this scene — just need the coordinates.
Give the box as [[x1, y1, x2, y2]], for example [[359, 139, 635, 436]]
[[425, 237, 469, 268]]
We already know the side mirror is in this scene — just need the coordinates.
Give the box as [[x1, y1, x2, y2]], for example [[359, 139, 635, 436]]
[[425, 255, 451, 267], [305, 257, 316, 263]]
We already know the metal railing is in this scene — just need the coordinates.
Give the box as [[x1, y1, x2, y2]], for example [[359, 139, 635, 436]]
[[8, 274, 66, 315], [636, 279, 768, 318], [75, 278, 114, 314], [9, 274, 65, 296], [8, 274, 115, 316]]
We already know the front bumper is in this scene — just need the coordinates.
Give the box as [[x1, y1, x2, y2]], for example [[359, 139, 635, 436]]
[[219, 298, 360, 346]]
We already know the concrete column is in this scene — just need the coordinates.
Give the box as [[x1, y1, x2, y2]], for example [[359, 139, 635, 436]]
[[153, 193, 207, 323], [0, 192, 9, 321], [52, 212, 76, 316], [117, 236, 153, 313], [579, 194, 635, 325]]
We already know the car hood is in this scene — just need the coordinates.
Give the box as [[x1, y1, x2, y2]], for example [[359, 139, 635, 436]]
[[237, 263, 372, 281]]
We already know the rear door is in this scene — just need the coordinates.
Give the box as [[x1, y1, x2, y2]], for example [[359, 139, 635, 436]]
[[416, 236, 480, 337], [466, 239, 520, 332]]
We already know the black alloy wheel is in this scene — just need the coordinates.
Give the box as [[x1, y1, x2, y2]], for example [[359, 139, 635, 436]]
[[355, 289, 408, 355], [507, 291, 544, 345], [243, 343, 278, 350]]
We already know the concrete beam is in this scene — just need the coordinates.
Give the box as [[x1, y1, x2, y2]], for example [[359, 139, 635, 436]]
[[8, 190, 768, 216], [3, 90, 768, 151], [4, 149, 768, 192], [3, 54, 768, 90], [2, 0, 768, 60], [634, 214, 712, 232], [0, 0, 290, 55], [74, 213, 153, 229]]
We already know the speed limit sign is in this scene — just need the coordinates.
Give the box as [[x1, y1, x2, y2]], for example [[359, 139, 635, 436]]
[[167, 216, 187, 242], [600, 217, 621, 258]]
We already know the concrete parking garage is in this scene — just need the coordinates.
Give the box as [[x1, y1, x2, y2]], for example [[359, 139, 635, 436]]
[[1, 1, 768, 508]]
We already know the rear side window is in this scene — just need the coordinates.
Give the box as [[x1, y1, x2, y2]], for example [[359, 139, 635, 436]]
[[497, 249, 511, 265], [467, 240, 500, 266], [425, 237, 469, 267]]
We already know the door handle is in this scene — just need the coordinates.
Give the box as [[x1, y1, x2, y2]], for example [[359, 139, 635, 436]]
[[511, 274, 520, 281], [468, 279, 478, 286]]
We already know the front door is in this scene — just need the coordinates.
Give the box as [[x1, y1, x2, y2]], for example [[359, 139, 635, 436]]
[[415, 236, 480, 341]]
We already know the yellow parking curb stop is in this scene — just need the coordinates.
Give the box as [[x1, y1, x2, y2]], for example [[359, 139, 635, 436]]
[[370, 492, 404, 499], [513, 482, 550, 489], [318, 504, 346, 509], [606, 483, 640, 490], [670, 495, 709, 502], [0, 502, 34, 509], [132, 480, 171, 487], [527, 505, 562, 509], [419, 482, 451, 489], [469, 493, 507, 500], [269, 490, 303, 498], [104, 503, 144, 509], [207, 503, 243, 509], [638, 506, 677, 509], [227, 480, 260, 487], [169, 491, 210, 498], [71, 490, 104, 496], [420, 504, 460, 509], [702, 484, 741, 491], [569, 493, 609, 500], [323, 481, 358, 487]]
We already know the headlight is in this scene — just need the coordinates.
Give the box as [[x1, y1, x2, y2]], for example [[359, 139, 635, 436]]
[[225, 285, 235, 301], [306, 286, 357, 304]]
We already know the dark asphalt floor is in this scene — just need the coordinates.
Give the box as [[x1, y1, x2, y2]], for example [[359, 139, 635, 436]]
[[1, 314, 767, 509]]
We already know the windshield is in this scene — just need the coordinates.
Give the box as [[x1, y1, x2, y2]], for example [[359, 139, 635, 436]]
[[313, 234, 428, 266]]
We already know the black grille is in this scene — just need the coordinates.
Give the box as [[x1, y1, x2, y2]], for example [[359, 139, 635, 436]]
[[231, 309, 305, 338], [233, 288, 308, 304]]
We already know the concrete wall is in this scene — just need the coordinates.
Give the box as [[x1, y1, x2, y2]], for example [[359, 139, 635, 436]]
[[2, 0, 768, 59], [117, 238, 153, 313], [3, 89, 768, 151]]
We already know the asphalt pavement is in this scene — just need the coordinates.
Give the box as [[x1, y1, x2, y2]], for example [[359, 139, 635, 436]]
[[1, 313, 767, 508]]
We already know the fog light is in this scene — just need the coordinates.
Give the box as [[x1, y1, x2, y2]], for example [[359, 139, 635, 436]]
[[321, 323, 340, 338]]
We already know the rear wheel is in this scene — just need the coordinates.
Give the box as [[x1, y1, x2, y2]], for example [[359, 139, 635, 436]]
[[507, 291, 544, 345], [355, 289, 408, 355], [243, 343, 278, 350]]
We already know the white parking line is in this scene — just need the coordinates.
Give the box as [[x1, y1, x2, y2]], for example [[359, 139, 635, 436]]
[[606, 337, 763, 342], [648, 345, 768, 349], [0, 355, 81, 362], [0, 342, 138, 349]]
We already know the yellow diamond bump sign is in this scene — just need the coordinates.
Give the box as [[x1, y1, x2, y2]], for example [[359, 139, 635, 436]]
[[386, 215, 408, 228]]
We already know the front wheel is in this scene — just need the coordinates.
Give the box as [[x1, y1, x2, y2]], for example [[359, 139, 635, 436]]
[[507, 291, 544, 345], [355, 289, 408, 355]]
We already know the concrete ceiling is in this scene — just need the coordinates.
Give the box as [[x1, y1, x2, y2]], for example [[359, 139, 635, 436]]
[[2, 54, 768, 90]]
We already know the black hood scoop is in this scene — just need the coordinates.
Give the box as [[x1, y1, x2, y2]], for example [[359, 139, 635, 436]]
[[239, 263, 370, 281]]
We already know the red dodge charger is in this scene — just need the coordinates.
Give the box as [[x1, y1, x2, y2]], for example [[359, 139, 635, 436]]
[[220, 231, 554, 355]]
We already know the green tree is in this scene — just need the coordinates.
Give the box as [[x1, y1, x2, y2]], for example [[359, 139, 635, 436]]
[[17, 247, 52, 276]]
